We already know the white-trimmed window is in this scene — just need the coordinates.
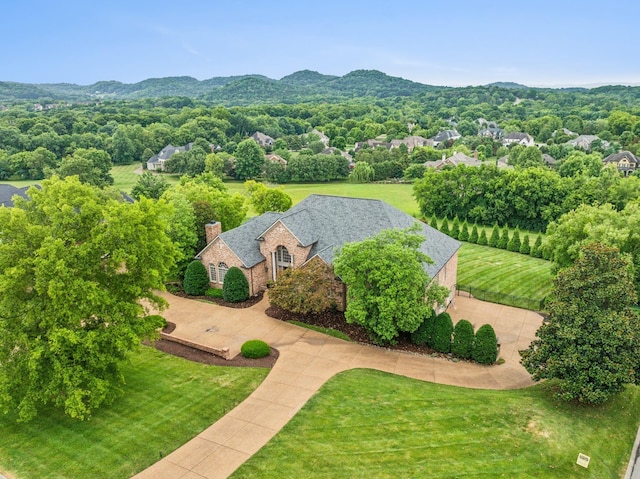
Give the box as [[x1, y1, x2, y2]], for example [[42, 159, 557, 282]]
[[276, 246, 293, 272], [217, 262, 228, 284], [208, 263, 217, 283]]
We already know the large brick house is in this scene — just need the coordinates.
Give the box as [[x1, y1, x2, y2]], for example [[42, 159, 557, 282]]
[[196, 195, 461, 310]]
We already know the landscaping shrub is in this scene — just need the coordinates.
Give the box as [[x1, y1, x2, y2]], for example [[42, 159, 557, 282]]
[[520, 234, 531, 255], [205, 287, 224, 298], [241, 339, 271, 359], [472, 324, 499, 364], [507, 228, 521, 252], [531, 234, 543, 258], [469, 224, 479, 244], [433, 312, 454, 353], [411, 309, 436, 346], [458, 221, 469, 241], [183, 260, 209, 296], [450, 217, 460, 239], [477, 228, 488, 245], [429, 216, 439, 229], [222, 266, 250, 302], [439, 217, 450, 235], [451, 319, 474, 359], [488, 224, 500, 247], [268, 260, 336, 314], [497, 226, 510, 249], [144, 314, 167, 330]]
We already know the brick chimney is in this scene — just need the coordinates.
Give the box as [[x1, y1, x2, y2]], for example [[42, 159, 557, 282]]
[[205, 222, 222, 245]]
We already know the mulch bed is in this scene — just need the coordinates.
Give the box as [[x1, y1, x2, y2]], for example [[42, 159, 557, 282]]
[[151, 321, 279, 368], [169, 290, 265, 309], [265, 305, 452, 358]]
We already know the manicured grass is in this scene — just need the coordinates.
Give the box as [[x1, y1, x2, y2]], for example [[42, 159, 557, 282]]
[[457, 243, 553, 310], [0, 346, 268, 479], [288, 320, 351, 341], [232, 369, 640, 479], [224, 181, 419, 216], [111, 164, 182, 193]]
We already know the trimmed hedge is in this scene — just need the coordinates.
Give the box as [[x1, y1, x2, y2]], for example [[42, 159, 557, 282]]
[[472, 324, 499, 364], [223, 266, 250, 302], [468, 224, 478, 243], [488, 224, 500, 247], [183, 260, 209, 296], [411, 309, 436, 346], [477, 228, 488, 245], [451, 319, 474, 359], [241, 340, 271, 359], [433, 312, 453, 353]]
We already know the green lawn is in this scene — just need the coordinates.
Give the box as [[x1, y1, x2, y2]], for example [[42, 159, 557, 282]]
[[457, 243, 553, 310], [0, 346, 268, 479], [232, 369, 640, 479]]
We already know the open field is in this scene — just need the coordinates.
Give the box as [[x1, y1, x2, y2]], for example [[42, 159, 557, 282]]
[[0, 347, 268, 479], [457, 243, 553, 310], [232, 369, 640, 479]]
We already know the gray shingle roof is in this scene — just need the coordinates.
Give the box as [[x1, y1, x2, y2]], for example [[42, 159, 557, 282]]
[[0, 184, 31, 207], [603, 151, 639, 165], [199, 194, 460, 279]]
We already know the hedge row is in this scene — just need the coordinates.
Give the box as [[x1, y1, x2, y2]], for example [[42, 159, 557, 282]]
[[429, 216, 550, 260], [412, 310, 499, 364]]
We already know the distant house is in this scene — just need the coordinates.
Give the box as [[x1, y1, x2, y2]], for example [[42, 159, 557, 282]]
[[426, 151, 483, 170], [147, 143, 193, 171], [567, 134, 609, 151], [542, 154, 557, 168], [479, 127, 504, 139], [432, 130, 461, 146], [251, 131, 275, 148], [502, 132, 535, 147], [354, 139, 392, 152], [0, 184, 32, 207], [603, 151, 639, 176], [196, 195, 460, 310], [389, 136, 434, 152], [310, 129, 330, 146], [265, 153, 287, 167]]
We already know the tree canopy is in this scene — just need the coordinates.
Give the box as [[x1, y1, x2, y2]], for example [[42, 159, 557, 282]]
[[0, 176, 175, 421], [244, 180, 292, 214], [333, 225, 435, 344], [520, 243, 640, 404]]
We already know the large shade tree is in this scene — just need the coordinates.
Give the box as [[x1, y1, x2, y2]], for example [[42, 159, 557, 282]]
[[334, 225, 447, 344], [0, 176, 175, 421], [520, 242, 640, 404]]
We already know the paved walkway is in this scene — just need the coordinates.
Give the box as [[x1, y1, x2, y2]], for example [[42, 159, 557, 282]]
[[133, 294, 543, 479]]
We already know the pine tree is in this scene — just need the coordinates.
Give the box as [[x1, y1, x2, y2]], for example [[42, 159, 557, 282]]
[[507, 228, 521, 252], [531, 234, 543, 258], [520, 234, 531, 255], [488, 224, 500, 247], [477, 228, 488, 245], [450, 216, 460, 239], [458, 221, 469, 241], [440, 217, 450, 235], [430, 216, 439, 230], [469, 224, 479, 244], [497, 226, 510, 249]]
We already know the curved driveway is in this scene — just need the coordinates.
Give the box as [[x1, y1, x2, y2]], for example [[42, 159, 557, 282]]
[[133, 294, 543, 479]]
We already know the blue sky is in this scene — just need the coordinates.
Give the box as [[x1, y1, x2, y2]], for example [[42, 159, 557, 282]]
[[2, 0, 638, 87]]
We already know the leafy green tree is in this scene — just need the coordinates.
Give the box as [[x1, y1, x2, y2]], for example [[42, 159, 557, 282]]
[[131, 171, 169, 200], [223, 266, 249, 302], [469, 224, 479, 243], [348, 161, 375, 183], [234, 138, 264, 180], [183, 260, 209, 295], [507, 228, 521, 252], [0, 176, 174, 421], [268, 260, 337, 314], [477, 228, 488, 245], [111, 125, 137, 164], [333, 226, 435, 344], [433, 312, 454, 353], [520, 243, 640, 404], [488, 224, 500, 247], [520, 234, 531, 255], [244, 180, 292, 214], [497, 226, 510, 249], [473, 324, 499, 364], [55, 148, 113, 187], [451, 319, 475, 359]]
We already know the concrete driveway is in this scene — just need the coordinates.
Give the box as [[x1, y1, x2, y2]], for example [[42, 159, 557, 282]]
[[133, 294, 544, 479]]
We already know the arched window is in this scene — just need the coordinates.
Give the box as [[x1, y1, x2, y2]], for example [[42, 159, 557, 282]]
[[217, 262, 228, 284], [208, 263, 217, 283], [276, 246, 292, 272]]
